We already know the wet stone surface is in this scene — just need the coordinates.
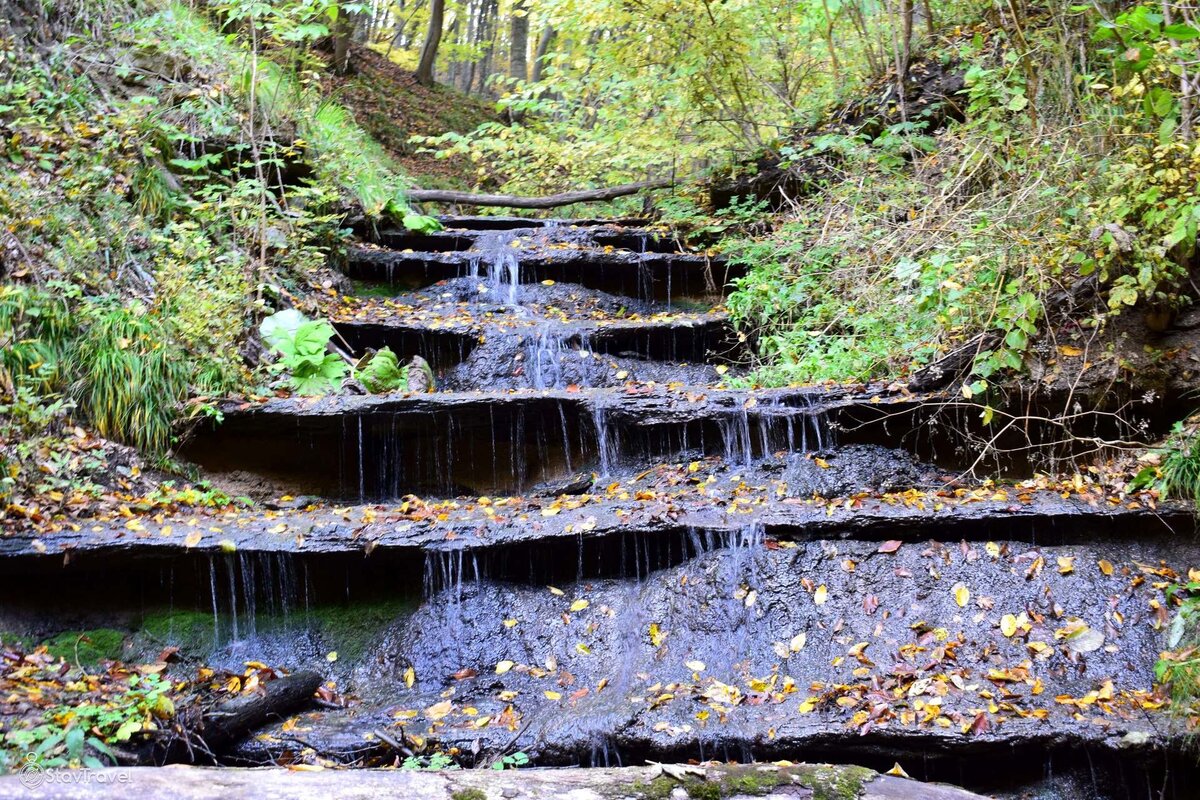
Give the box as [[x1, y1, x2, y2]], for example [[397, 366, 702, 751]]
[[4, 216, 1198, 798], [229, 532, 1195, 767]]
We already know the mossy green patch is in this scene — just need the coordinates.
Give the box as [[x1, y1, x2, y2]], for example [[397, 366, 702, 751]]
[[618, 765, 875, 800], [43, 629, 126, 665], [140, 609, 220, 655], [450, 790, 487, 800], [308, 598, 418, 663]]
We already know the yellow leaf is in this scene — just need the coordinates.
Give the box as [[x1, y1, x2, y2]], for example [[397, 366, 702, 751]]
[[542, 506, 560, 517], [1057, 556, 1075, 575], [541, 279, 555, 286], [686, 660, 706, 672], [544, 690, 562, 700], [688, 461, 701, 473], [1000, 614, 1018, 638], [953, 583, 970, 608], [649, 622, 666, 647], [548, 586, 565, 596], [615, 370, 629, 380], [985, 541, 1000, 558], [575, 643, 592, 654], [570, 599, 590, 612], [496, 660, 515, 675], [1058, 345, 1083, 357], [790, 633, 807, 652], [184, 530, 203, 548], [404, 666, 415, 688], [797, 697, 817, 713], [887, 763, 911, 778], [714, 365, 729, 375], [326, 651, 338, 662], [814, 585, 828, 605], [425, 700, 453, 720], [1098, 559, 1114, 576], [503, 618, 519, 628]]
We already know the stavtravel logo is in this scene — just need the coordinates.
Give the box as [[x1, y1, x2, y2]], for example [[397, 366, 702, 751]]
[[12, 754, 132, 791], [17, 754, 44, 789]]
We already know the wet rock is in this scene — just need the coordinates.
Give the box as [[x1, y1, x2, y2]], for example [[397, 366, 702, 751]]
[[784, 445, 939, 497], [531, 473, 594, 496], [0, 764, 992, 800]]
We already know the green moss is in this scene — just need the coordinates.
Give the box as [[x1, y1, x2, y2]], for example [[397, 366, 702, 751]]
[[627, 777, 678, 800], [620, 765, 875, 800], [43, 629, 126, 665], [307, 598, 418, 662], [136, 598, 416, 663], [792, 765, 874, 800], [451, 790, 487, 800], [140, 609, 220, 654]]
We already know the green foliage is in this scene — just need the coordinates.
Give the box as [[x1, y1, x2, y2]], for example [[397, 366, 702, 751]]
[[260, 309, 348, 395], [490, 751, 530, 770], [356, 347, 408, 393], [2, 663, 172, 771], [1157, 580, 1200, 710], [70, 299, 189, 454], [1161, 424, 1200, 507], [401, 751, 458, 770]]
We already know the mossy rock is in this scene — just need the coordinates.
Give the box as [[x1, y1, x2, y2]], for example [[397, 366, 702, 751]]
[[137, 598, 417, 664], [139, 609, 220, 655], [623, 764, 875, 800], [307, 598, 418, 663], [43, 628, 126, 665]]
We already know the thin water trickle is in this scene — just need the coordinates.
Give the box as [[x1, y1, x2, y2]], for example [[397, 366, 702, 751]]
[[592, 405, 616, 475]]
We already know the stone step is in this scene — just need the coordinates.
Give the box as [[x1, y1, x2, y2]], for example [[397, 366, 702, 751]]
[[332, 313, 742, 390], [5, 452, 1184, 558], [374, 225, 684, 255], [435, 215, 650, 230], [1, 510, 1192, 783], [170, 384, 1167, 502], [343, 246, 738, 303], [0, 763, 992, 799]]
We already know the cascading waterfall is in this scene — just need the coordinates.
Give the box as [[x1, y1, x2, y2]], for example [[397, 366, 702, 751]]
[[467, 231, 524, 305], [201, 553, 306, 650]]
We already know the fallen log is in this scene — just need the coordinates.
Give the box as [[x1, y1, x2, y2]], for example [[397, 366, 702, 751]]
[[0, 762, 990, 800], [193, 669, 324, 755], [407, 177, 674, 209], [130, 669, 324, 765]]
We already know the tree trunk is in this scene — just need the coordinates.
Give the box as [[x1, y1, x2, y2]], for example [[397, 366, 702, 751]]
[[415, 0, 446, 86], [509, 0, 529, 81], [530, 24, 554, 82], [331, 4, 359, 75]]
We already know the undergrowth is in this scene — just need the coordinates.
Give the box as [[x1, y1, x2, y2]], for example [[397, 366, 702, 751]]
[[723, 6, 1197, 398], [0, 0, 433, 521]]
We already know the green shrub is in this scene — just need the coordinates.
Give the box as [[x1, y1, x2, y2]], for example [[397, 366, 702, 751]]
[[260, 309, 347, 395], [356, 346, 408, 393], [70, 300, 189, 454]]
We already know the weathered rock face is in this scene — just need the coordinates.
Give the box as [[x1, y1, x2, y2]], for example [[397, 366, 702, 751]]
[[0, 763, 991, 800], [6, 215, 1200, 799]]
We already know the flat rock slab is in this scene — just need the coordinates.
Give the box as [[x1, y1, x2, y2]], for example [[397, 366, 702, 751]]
[[0, 763, 986, 800], [216, 532, 1193, 766], [1, 480, 1188, 559]]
